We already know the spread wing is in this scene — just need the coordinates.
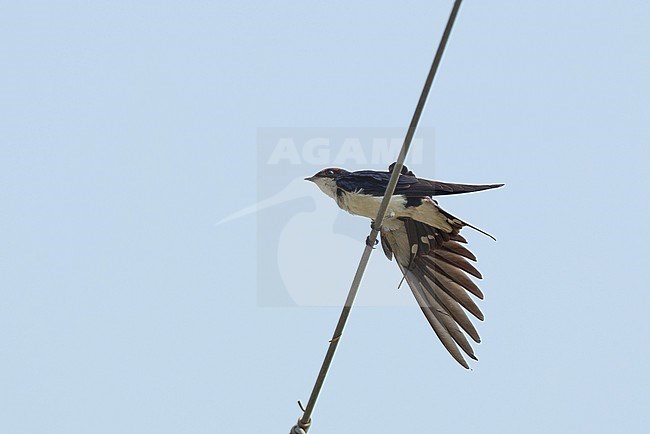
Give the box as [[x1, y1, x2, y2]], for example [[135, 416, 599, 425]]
[[380, 210, 487, 369]]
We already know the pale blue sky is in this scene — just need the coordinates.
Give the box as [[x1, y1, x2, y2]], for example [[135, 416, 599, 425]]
[[1, 1, 649, 433]]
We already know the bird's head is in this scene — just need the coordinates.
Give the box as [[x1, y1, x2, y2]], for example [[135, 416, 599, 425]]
[[304, 167, 347, 182], [305, 167, 348, 198]]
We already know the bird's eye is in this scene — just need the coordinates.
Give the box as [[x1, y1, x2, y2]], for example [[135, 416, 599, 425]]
[[326, 169, 335, 175]]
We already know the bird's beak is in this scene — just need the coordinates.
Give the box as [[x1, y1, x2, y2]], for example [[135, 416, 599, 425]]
[[304, 176, 315, 182]]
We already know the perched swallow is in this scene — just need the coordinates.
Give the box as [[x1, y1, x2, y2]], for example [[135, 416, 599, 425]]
[[306, 163, 503, 368]]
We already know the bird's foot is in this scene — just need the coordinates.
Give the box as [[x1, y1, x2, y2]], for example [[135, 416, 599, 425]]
[[370, 214, 394, 232], [366, 236, 378, 248]]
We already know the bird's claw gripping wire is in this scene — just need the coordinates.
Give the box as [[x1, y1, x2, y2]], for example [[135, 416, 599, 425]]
[[366, 220, 383, 247], [370, 212, 394, 233]]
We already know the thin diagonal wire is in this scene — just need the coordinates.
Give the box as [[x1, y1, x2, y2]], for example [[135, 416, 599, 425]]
[[291, 1, 463, 432]]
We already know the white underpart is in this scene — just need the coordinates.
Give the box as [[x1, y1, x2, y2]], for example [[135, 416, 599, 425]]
[[337, 190, 406, 219], [340, 192, 453, 233], [311, 177, 338, 199], [380, 219, 413, 266], [399, 197, 453, 232], [311, 177, 454, 232]]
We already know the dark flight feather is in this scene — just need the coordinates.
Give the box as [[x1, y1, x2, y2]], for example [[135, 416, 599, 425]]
[[380, 215, 488, 368], [335, 170, 503, 198]]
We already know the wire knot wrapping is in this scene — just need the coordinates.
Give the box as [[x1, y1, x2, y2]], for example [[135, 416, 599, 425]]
[[290, 417, 311, 434]]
